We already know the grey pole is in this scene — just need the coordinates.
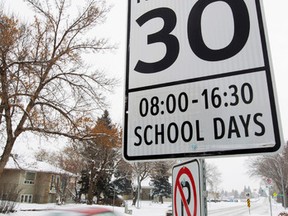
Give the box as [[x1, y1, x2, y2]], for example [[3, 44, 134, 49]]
[[200, 159, 208, 216]]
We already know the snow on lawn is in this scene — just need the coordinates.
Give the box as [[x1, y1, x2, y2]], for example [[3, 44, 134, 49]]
[[207, 198, 287, 216], [0, 201, 171, 216], [1, 199, 287, 216]]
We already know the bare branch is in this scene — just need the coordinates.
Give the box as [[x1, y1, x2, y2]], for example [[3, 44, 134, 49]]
[[0, 0, 116, 178]]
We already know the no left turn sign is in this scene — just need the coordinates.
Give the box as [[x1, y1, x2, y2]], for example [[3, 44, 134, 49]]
[[173, 160, 203, 216]]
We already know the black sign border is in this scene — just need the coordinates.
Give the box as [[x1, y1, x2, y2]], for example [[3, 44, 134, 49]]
[[123, 0, 282, 161]]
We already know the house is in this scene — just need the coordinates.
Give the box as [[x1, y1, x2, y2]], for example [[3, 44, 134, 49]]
[[126, 178, 172, 203], [0, 157, 76, 204]]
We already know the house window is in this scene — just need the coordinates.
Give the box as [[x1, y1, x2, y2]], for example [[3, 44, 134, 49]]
[[56, 175, 60, 188], [20, 194, 33, 203], [24, 172, 36, 184]]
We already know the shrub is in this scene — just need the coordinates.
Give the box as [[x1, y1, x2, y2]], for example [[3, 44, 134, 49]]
[[0, 184, 21, 213]]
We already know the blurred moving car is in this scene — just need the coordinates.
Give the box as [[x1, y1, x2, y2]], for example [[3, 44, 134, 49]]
[[45, 206, 118, 216]]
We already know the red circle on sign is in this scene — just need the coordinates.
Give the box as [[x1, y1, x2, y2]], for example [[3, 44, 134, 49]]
[[174, 166, 197, 216]]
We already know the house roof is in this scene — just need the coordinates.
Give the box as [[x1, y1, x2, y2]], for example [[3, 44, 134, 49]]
[[5, 157, 75, 176]]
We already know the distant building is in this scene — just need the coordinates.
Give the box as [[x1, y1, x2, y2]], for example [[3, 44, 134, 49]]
[[0, 157, 76, 204]]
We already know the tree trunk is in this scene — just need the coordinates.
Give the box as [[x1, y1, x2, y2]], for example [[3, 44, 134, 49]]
[[96, 193, 101, 204], [0, 61, 16, 178], [0, 139, 15, 177], [159, 195, 163, 204], [284, 188, 288, 208], [132, 190, 137, 206], [87, 169, 96, 205], [87, 182, 95, 205]]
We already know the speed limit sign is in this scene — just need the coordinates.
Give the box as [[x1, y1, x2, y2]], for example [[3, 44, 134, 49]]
[[123, 0, 283, 161]]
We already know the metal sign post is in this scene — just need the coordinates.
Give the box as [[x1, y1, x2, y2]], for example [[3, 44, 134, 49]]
[[246, 193, 251, 215], [172, 159, 205, 216]]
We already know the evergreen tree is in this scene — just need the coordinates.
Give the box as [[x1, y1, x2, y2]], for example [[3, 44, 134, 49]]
[[112, 177, 132, 196], [78, 170, 90, 201], [150, 162, 172, 203], [101, 110, 113, 129], [113, 159, 133, 195], [79, 110, 122, 205], [232, 189, 240, 199], [95, 171, 112, 201]]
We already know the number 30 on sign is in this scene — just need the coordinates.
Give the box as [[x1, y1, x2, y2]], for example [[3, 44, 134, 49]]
[[134, 0, 249, 73]]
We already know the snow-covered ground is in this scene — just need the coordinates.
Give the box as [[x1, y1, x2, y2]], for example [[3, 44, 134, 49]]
[[1, 198, 287, 216]]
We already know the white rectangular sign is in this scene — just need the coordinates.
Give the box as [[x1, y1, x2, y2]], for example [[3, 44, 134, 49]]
[[124, 0, 283, 160]]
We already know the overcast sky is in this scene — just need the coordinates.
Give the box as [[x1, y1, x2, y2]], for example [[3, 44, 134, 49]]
[[108, 0, 288, 192], [2, 0, 288, 192]]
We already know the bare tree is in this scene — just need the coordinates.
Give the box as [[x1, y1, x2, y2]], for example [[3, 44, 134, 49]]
[[35, 145, 84, 175], [0, 0, 116, 176], [205, 162, 222, 200], [131, 162, 153, 206], [248, 142, 288, 207]]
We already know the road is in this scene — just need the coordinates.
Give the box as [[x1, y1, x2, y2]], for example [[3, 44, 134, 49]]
[[208, 198, 271, 216], [2, 199, 283, 216]]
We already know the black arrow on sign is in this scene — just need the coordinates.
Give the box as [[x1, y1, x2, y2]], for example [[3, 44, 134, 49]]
[[181, 180, 191, 216]]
